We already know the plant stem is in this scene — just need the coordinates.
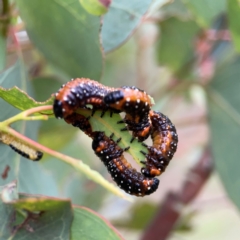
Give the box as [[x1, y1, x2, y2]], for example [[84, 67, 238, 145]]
[[0, 105, 52, 128]]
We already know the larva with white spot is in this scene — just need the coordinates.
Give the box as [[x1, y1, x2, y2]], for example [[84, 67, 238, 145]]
[[92, 131, 159, 197], [53, 79, 153, 141], [140, 111, 178, 177], [53, 78, 116, 119], [0, 133, 43, 161], [103, 86, 153, 141]]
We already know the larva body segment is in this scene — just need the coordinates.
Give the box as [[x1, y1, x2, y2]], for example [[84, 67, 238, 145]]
[[53, 78, 115, 119], [141, 111, 178, 177], [92, 132, 159, 197], [64, 112, 93, 137]]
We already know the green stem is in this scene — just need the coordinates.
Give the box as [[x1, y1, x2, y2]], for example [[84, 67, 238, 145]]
[[0, 105, 52, 128]]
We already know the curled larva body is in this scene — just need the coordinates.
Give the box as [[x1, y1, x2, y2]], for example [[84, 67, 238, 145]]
[[92, 131, 159, 197], [53, 78, 115, 119], [141, 111, 178, 177]]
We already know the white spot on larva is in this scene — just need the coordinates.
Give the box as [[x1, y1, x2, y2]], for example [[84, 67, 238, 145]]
[[148, 187, 151, 190], [135, 105, 138, 109], [62, 108, 66, 112], [77, 94, 79, 97], [158, 168, 161, 170], [83, 90, 86, 93], [57, 117, 61, 119], [55, 93, 58, 96], [138, 193, 142, 196], [115, 175, 117, 177], [126, 103, 129, 107], [71, 88, 76, 93], [68, 101, 72, 104], [106, 156, 109, 159], [145, 102, 148, 106], [128, 191, 131, 193], [121, 181, 123, 183], [116, 101, 119, 105], [138, 189, 141, 192], [71, 78, 74, 81], [137, 99, 140, 103], [142, 108, 145, 111], [63, 97, 68, 101], [129, 186, 131, 189], [126, 98, 130, 102], [100, 151, 103, 154]]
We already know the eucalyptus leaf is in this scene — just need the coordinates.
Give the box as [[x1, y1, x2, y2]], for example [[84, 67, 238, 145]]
[[102, 0, 152, 52], [17, 0, 103, 80], [208, 56, 240, 210], [71, 206, 123, 240]]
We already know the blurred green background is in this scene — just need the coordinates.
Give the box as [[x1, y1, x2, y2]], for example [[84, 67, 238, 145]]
[[1, 0, 240, 239]]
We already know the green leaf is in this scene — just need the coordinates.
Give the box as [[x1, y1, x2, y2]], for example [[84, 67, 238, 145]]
[[1, 189, 122, 240], [78, 109, 147, 164], [227, 0, 240, 52], [80, 0, 111, 16], [16, 0, 103, 80], [102, 0, 152, 52], [0, 86, 53, 113], [208, 56, 240, 210], [71, 206, 123, 240], [1, 193, 73, 240], [0, 198, 15, 238], [156, 17, 200, 76], [183, 0, 226, 28]]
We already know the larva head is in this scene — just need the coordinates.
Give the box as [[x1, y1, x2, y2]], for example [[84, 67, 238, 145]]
[[143, 178, 159, 195], [53, 99, 64, 119], [53, 79, 80, 119]]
